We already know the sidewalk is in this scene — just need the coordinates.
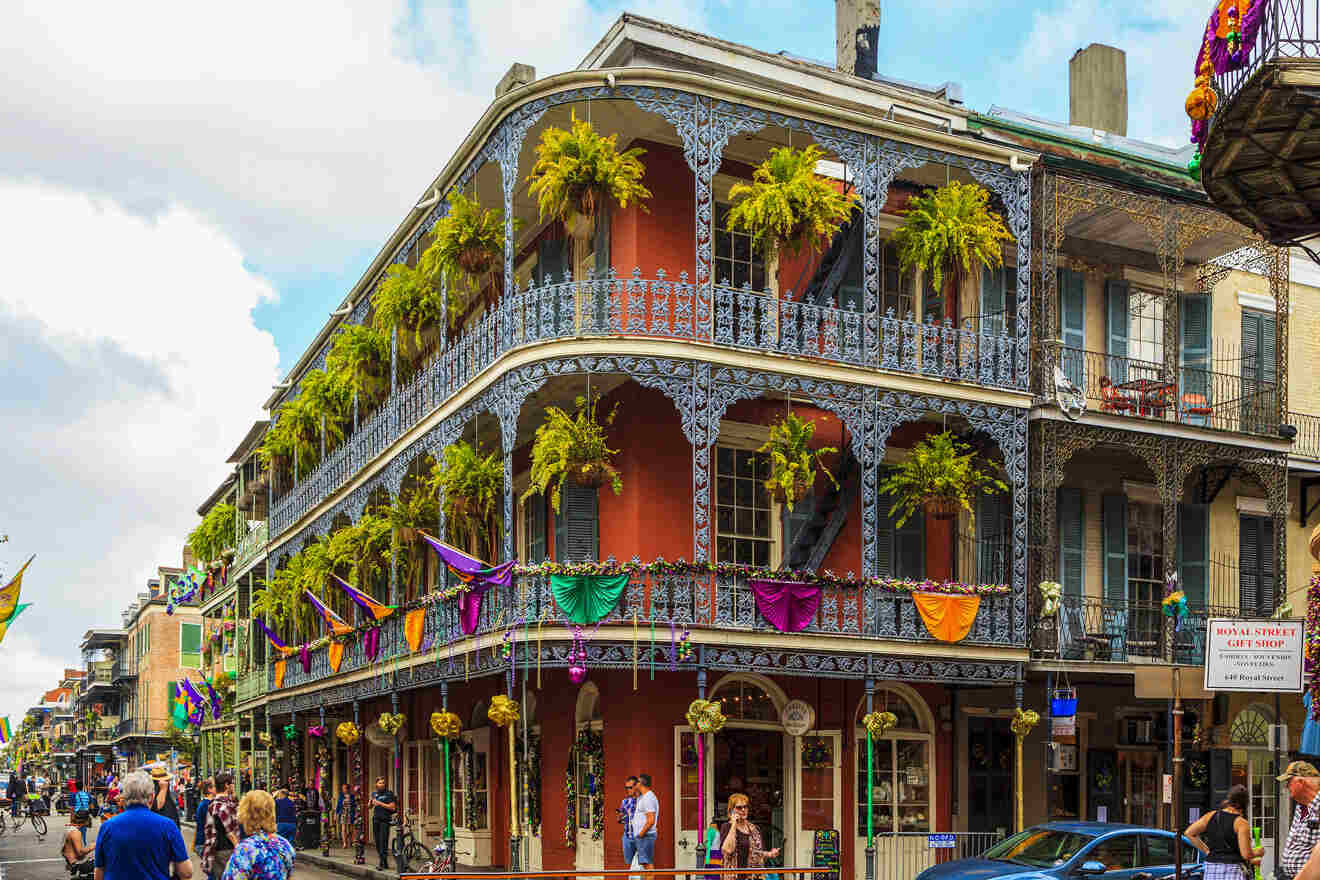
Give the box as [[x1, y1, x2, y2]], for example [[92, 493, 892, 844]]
[[183, 820, 432, 879]]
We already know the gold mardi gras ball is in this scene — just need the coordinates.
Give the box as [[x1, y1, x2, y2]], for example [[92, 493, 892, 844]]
[[379, 713, 407, 736], [1011, 708, 1040, 738], [430, 711, 462, 740], [487, 695, 520, 728], [336, 722, 360, 747], [685, 698, 727, 734], [862, 711, 898, 741]]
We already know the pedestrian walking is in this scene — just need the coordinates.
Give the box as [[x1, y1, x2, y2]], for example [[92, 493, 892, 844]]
[[631, 774, 660, 872], [368, 776, 397, 870], [1185, 784, 1263, 880], [8, 771, 25, 817], [193, 779, 214, 867], [92, 770, 193, 880], [1279, 761, 1320, 880], [273, 789, 298, 848], [203, 772, 241, 879], [219, 790, 295, 880], [151, 769, 181, 826], [618, 776, 638, 868], [335, 783, 352, 848], [70, 779, 92, 844]]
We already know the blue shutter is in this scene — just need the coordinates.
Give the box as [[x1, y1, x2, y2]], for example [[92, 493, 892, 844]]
[[1058, 488, 1085, 600], [1059, 269, 1086, 386], [1180, 295, 1211, 424], [1105, 280, 1130, 384], [1241, 311, 1278, 433], [981, 267, 1006, 337], [1102, 494, 1128, 604], [1177, 503, 1208, 609], [555, 483, 599, 562]]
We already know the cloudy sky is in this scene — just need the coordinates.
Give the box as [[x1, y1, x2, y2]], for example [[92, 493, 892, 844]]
[[0, 0, 1210, 731]]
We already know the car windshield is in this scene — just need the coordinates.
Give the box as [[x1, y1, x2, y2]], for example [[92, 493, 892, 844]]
[[983, 829, 1095, 867]]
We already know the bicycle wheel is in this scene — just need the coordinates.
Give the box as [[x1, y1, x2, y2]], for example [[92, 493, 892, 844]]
[[406, 841, 430, 869], [0, 813, 7, 836], [31, 814, 46, 836]]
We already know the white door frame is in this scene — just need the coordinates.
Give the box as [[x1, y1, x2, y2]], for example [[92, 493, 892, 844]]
[[793, 730, 841, 867], [574, 719, 605, 871]]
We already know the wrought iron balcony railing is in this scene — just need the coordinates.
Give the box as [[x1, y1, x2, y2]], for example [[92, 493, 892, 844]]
[[1211, 0, 1320, 114], [270, 566, 1019, 692], [1290, 411, 1320, 460], [232, 520, 267, 575], [270, 272, 1028, 537], [1049, 346, 1280, 436], [1032, 595, 1212, 665], [235, 670, 267, 704], [111, 654, 137, 682]]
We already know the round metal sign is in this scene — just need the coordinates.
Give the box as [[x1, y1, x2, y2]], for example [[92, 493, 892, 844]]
[[780, 699, 815, 736]]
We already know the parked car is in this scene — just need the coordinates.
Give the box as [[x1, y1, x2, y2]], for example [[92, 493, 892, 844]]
[[916, 822, 1204, 880]]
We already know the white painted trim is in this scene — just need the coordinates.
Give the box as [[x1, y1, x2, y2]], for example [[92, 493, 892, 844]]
[[1239, 290, 1293, 314], [1234, 495, 1292, 516], [1291, 253, 1320, 290], [1122, 481, 1160, 505]]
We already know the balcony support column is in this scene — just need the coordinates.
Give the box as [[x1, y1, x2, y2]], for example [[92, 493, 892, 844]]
[[353, 699, 365, 865], [320, 706, 330, 857], [391, 691, 404, 875], [864, 677, 876, 880]]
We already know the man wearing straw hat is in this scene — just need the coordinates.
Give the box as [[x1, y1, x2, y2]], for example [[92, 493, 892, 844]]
[[1277, 761, 1320, 880]]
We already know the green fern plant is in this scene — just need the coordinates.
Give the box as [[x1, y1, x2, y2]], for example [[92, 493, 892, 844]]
[[188, 503, 239, 566], [877, 431, 1007, 527], [326, 514, 392, 608], [372, 263, 447, 357], [890, 181, 1012, 294], [418, 192, 509, 321], [522, 393, 622, 514], [259, 394, 323, 474], [726, 144, 858, 263], [758, 413, 838, 512], [526, 113, 651, 238], [326, 323, 391, 412], [434, 441, 504, 558]]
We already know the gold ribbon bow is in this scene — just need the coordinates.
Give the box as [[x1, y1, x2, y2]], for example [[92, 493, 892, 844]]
[[336, 722, 359, 747], [1011, 708, 1040, 738], [379, 712, 406, 736], [862, 711, 898, 740], [685, 698, 727, 734], [1038, 581, 1062, 617], [487, 696, 520, 728], [430, 711, 462, 740]]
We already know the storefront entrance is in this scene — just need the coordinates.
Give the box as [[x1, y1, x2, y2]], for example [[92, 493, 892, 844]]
[[713, 728, 785, 853], [1116, 751, 1160, 826]]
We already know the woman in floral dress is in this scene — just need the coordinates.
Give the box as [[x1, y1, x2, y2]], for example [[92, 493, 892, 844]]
[[221, 790, 296, 880]]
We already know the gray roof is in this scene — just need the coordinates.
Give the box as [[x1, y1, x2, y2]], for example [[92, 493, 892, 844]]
[[983, 105, 1196, 169]]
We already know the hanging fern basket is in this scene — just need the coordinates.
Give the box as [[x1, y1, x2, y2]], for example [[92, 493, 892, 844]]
[[567, 459, 612, 490], [768, 476, 814, 507], [922, 495, 960, 520], [565, 187, 604, 241], [456, 244, 495, 277]]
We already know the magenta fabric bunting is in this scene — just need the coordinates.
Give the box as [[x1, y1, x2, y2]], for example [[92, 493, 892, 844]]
[[418, 532, 516, 589], [299, 643, 311, 673], [458, 582, 492, 636], [364, 626, 381, 661], [748, 579, 822, 633]]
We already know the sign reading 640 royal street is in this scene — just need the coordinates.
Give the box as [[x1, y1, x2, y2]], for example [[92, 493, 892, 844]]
[[1204, 618, 1304, 693]]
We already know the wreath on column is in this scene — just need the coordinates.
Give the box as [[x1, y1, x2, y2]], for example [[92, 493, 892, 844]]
[[563, 728, 604, 848]]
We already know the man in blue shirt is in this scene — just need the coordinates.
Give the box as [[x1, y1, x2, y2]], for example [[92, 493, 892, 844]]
[[93, 770, 192, 880], [71, 780, 92, 845], [192, 779, 213, 861], [618, 776, 638, 868]]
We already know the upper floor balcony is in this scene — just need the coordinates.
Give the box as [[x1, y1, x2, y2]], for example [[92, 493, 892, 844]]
[[232, 520, 267, 577], [264, 72, 1034, 541], [110, 652, 137, 683]]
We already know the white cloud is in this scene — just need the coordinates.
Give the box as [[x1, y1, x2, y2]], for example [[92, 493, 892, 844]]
[[0, 180, 280, 729]]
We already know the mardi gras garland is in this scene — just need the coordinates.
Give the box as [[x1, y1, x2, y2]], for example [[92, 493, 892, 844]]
[[455, 739, 478, 831], [1307, 573, 1320, 719], [563, 727, 605, 848], [517, 733, 543, 832], [1187, 0, 1267, 167]]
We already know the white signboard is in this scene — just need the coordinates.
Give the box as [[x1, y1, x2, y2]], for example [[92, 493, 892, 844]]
[[1204, 618, 1304, 692], [780, 699, 815, 736], [1051, 716, 1076, 737]]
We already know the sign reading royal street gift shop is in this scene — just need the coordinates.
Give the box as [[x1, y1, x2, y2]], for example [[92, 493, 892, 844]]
[[1203, 618, 1304, 693]]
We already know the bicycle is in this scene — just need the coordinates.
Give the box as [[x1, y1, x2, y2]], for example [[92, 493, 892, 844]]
[[0, 795, 49, 837], [391, 811, 431, 871], [419, 840, 469, 873]]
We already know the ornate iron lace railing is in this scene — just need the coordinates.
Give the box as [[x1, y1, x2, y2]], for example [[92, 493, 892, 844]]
[[270, 566, 1017, 691], [232, 521, 267, 575], [1212, 0, 1320, 112], [271, 271, 1026, 536], [1031, 595, 1214, 665], [235, 669, 267, 704], [1290, 411, 1320, 460]]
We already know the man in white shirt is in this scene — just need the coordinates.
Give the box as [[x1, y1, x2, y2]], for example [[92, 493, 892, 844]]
[[630, 774, 659, 871]]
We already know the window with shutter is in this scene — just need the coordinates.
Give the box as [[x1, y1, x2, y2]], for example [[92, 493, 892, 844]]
[[981, 266, 1006, 337], [874, 486, 925, 580], [554, 484, 599, 563], [522, 496, 547, 564], [977, 491, 1011, 586], [1238, 514, 1275, 616], [1102, 494, 1128, 605], [1177, 504, 1209, 609], [1180, 295, 1211, 425], [1241, 310, 1278, 433], [1058, 488, 1084, 599], [1059, 269, 1086, 387], [180, 622, 202, 669], [1105, 280, 1130, 384]]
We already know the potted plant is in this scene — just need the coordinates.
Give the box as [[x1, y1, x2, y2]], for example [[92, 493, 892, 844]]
[[419, 191, 511, 322], [527, 113, 651, 242], [890, 181, 1012, 315], [371, 262, 446, 360], [522, 393, 622, 513], [878, 431, 1007, 525], [725, 144, 858, 285], [326, 323, 391, 411], [434, 440, 504, 557], [758, 412, 838, 512]]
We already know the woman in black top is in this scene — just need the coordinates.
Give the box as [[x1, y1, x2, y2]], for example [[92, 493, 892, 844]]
[[718, 793, 780, 879], [1185, 784, 1262, 880], [150, 774, 181, 825]]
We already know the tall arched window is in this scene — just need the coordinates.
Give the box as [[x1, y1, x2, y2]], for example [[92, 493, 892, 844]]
[[709, 675, 782, 722], [855, 685, 934, 834]]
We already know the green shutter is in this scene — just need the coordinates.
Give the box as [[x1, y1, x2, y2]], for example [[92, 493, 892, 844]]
[[1058, 488, 1085, 599], [977, 492, 1010, 585], [1059, 269, 1086, 386], [1242, 310, 1279, 432], [526, 497, 547, 564], [536, 238, 567, 285], [1180, 295, 1212, 423], [1177, 504, 1209, 609], [1239, 514, 1260, 615], [1105, 279, 1130, 385], [875, 500, 895, 578], [555, 483, 599, 562], [1102, 494, 1128, 604], [896, 511, 925, 580], [594, 205, 612, 275], [1261, 515, 1276, 614], [181, 623, 202, 654], [982, 267, 1006, 337]]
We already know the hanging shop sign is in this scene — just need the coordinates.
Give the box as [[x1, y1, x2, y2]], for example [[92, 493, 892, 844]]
[[780, 700, 816, 737], [1050, 716, 1076, 737], [1204, 618, 1304, 693]]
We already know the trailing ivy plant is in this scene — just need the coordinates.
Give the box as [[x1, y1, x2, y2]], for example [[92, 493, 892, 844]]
[[522, 393, 622, 514], [326, 323, 391, 412], [890, 180, 1012, 295], [758, 413, 838, 512], [188, 503, 239, 566], [877, 431, 1007, 527], [419, 192, 510, 321], [526, 113, 651, 239], [434, 440, 504, 558], [725, 144, 858, 264]]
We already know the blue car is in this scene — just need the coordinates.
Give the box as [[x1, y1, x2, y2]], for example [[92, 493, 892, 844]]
[[916, 822, 1205, 880]]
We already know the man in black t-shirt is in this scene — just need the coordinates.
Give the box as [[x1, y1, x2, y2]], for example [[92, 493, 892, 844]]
[[368, 776, 397, 870]]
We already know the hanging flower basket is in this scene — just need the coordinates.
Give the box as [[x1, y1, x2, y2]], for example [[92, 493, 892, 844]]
[[456, 243, 495, 277], [1051, 687, 1078, 718], [567, 460, 612, 490]]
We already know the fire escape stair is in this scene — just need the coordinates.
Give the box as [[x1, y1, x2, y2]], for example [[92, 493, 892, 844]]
[[781, 448, 861, 572]]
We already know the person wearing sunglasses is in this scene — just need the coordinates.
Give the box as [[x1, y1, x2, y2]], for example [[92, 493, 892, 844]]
[[719, 793, 779, 878], [618, 776, 639, 870]]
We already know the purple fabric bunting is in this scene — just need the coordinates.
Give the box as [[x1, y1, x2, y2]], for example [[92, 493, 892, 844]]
[[364, 627, 381, 661], [199, 675, 223, 720], [419, 532, 516, 589], [748, 579, 822, 633], [256, 618, 288, 650], [458, 582, 494, 636], [299, 643, 311, 673]]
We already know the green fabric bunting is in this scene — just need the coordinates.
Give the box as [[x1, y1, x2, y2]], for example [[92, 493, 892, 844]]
[[550, 573, 629, 625]]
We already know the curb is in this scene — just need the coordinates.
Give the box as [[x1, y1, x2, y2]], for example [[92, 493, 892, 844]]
[[296, 849, 398, 879]]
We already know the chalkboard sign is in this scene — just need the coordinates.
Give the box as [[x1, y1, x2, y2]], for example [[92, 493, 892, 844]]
[[812, 829, 840, 880]]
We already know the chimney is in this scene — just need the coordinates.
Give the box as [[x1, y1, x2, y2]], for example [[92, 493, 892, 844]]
[[495, 63, 536, 99], [1069, 43, 1127, 136], [836, 0, 881, 77]]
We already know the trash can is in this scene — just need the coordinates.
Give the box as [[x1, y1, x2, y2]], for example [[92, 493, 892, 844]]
[[297, 809, 321, 849]]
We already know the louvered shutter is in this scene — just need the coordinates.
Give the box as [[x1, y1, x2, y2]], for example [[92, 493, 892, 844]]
[[875, 500, 896, 578], [1177, 504, 1208, 610], [982, 267, 1006, 337], [1059, 269, 1086, 386], [782, 489, 816, 561], [536, 238, 567, 286], [1260, 516, 1276, 614], [555, 483, 599, 562], [976, 491, 1010, 586], [1105, 279, 1130, 384], [1058, 488, 1085, 600], [896, 511, 925, 580], [525, 497, 547, 564], [1239, 515, 1260, 616], [1102, 494, 1128, 604], [1180, 295, 1211, 422]]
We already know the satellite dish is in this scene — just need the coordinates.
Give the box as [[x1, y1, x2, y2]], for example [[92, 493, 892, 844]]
[[364, 722, 395, 748]]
